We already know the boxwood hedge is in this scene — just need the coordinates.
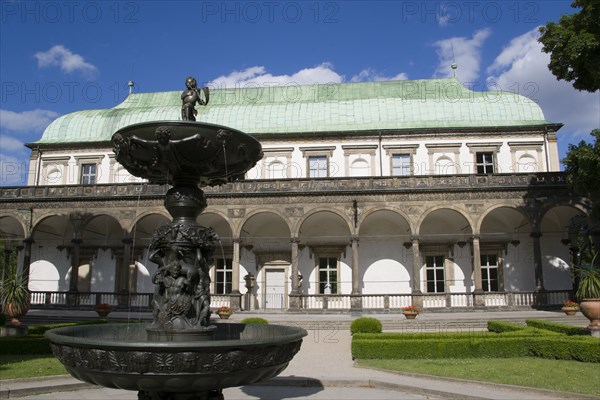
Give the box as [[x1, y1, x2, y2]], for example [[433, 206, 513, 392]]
[[525, 319, 589, 336]]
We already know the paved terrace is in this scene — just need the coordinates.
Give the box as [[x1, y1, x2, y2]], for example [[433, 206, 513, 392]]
[[3, 309, 599, 400]]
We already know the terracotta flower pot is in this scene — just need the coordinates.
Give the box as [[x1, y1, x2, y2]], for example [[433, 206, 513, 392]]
[[217, 312, 231, 319], [403, 311, 418, 320], [561, 307, 578, 316], [4, 302, 29, 326], [579, 299, 600, 330]]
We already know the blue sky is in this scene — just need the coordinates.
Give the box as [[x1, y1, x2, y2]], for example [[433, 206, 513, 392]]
[[1, 1, 599, 185]]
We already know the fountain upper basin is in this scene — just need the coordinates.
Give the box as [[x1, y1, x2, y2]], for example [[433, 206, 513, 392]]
[[112, 121, 263, 186]]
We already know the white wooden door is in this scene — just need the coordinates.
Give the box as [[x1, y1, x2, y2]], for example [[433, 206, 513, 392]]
[[264, 268, 286, 309]]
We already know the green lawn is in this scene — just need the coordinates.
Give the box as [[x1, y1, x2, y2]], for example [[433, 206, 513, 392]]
[[357, 357, 600, 397], [0, 355, 66, 380]]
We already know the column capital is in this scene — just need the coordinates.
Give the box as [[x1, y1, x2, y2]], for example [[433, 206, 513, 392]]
[[122, 237, 134, 244], [410, 236, 420, 243], [290, 236, 301, 244], [351, 235, 360, 243], [530, 231, 543, 239], [470, 235, 480, 242], [232, 238, 242, 244], [71, 238, 83, 245]]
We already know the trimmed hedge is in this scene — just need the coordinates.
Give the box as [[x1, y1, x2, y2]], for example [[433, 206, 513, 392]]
[[28, 320, 109, 335], [525, 319, 589, 336], [487, 320, 527, 333], [350, 317, 382, 334], [352, 335, 600, 363], [525, 336, 600, 363], [239, 317, 268, 324], [352, 337, 530, 359]]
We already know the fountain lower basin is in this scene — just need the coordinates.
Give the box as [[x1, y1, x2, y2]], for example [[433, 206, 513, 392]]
[[46, 323, 307, 394]]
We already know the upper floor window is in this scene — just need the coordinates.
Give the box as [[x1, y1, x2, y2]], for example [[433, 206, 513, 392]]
[[309, 156, 328, 178], [476, 152, 494, 174], [80, 164, 97, 185], [392, 154, 411, 176]]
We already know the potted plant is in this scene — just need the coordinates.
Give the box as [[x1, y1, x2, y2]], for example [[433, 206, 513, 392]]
[[94, 303, 112, 318], [0, 267, 31, 326], [216, 306, 233, 319], [561, 300, 579, 315], [575, 261, 600, 330], [402, 305, 419, 320]]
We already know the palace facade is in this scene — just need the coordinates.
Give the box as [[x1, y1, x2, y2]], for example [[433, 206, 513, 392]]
[[0, 78, 588, 311]]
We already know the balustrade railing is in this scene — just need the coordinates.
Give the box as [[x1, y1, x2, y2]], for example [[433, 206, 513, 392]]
[[28, 290, 571, 311]]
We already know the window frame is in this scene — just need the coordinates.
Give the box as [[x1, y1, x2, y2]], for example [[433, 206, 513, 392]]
[[80, 163, 97, 185], [317, 256, 339, 294], [425, 254, 446, 293], [214, 258, 233, 294]]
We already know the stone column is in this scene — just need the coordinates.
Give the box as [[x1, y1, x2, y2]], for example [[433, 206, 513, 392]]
[[230, 239, 242, 310], [21, 236, 34, 286], [350, 236, 362, 310], [411, 236, 423, 309], [530, 231, 546, 305], [289, 237, 301, 310], [471, 235, 485, 307], [68, 238, 82, 292], [120, 237, 133, 293], [3, 247, 11, 280]]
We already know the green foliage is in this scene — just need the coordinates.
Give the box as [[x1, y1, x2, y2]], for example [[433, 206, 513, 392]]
[[525, 337, 600, 363], [487, 320, 527, 333], [562, 129, 600, 218], [526, 319, 589, 336], [350, 317, 382, 334], [352, 328, 600, 363], [28, 319, 109, 335], [538, 0, 600, 92], [575, 263, 600, 299], [239, 317, 268, 324], [0, 243, 31, 318], [352, 337, 530, 359]]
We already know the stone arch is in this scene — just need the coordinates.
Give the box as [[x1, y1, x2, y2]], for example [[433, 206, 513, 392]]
[[359, 209, 412, 294], [539, 205, 588, 291], [294, 207, 353, 237], [416, 206, 474, 237], [298, 210, 353, 295], [30, 215, 73, 292], [479, 205, 534, 292]]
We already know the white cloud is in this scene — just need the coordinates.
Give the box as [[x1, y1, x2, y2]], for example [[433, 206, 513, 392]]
[[486, 27, 600, 140], [0, 109, 60, 132], [34, 45, 98, 77], [433, 28, 492, 83], [208, 63, 344, 87], [351, 69, 408, 83], [0, 135, 29, 186]]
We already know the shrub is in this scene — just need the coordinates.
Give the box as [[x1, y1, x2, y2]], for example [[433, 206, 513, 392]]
[[487, 320, 527, 333], [28, 320, 109, 335], [350, 317, 382, 334], [352, 337, 529, 359], [239, 317, 268, 324], [525, 319, 589, 336], [525, 337, 600, 363]]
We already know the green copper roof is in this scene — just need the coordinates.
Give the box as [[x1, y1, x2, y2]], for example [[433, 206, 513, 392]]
[[34, 78, 551, 144]]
